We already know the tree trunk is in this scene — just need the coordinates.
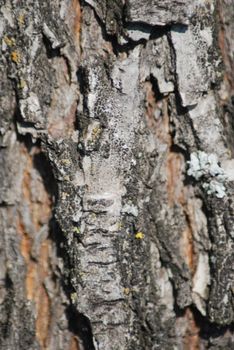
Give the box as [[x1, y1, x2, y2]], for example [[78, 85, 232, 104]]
[[0, 0, 233, 349]]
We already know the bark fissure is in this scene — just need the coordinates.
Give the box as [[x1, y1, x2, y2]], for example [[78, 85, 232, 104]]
[[0, 0, 234, 349]]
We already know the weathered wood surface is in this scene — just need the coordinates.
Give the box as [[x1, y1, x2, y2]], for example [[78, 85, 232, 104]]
[[0, 0, 234, 349]]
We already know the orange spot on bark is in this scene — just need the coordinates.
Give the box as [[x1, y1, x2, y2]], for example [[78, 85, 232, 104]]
[[17, 216, 31, 263], [68, 0, 82, 49]]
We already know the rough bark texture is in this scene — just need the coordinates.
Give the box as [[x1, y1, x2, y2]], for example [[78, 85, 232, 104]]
[[0, 0, 234, 349]]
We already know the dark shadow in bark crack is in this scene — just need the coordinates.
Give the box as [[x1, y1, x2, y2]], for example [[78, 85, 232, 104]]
[[0, 273, 14, 340], [149, 74, 164, 101], [33, 151, 58, 199], [222, 96, 234, 156], [191, 306, 234, 344], [42, 34, 61, 59], [84, 1, 173, 61], [150, 23, 171, 40], [66, 305, 96, 350]]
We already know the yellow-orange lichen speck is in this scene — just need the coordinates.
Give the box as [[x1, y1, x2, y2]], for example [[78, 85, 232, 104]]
[[18, 14, 25, 26], [4, 36, 15, 46], [135, 232, 144, 239], [11, 51, 21, 64], [123, 288, 130, 295]]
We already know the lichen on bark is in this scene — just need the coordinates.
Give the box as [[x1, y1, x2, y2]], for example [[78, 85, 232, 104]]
[[0, 0, 234, 349]]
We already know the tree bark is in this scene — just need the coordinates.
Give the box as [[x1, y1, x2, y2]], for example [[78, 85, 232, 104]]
[[0, 0, 233, 349]]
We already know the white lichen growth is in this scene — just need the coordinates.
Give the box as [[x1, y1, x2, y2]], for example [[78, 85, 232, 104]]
[[187, 151, 227, 198], [121, 203, 138, 217]]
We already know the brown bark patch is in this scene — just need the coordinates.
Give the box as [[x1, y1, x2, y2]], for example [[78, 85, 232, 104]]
[[183, 308, 200, 350], [144, 80, 197, 273], [35, 240, 51, 348], [166, 152, 184, 207], [166, 152, 196, 274], [144, 80, 170, 144], [17, 215, 31, 263], [217, 0, 234, 93], [69, 336, 80, 350], [47, 52, 79, 140], [17, 144, 53, 349], [69, 0, 82, 48], [181, 226, 195, 273], [73, 0, 82, 44], [48, 96, 78, 139]]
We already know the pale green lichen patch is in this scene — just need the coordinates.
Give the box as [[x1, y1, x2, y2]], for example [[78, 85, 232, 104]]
[[18, 78, 27, 90], [60, 158, 71, 166], [187, 151, 227, 198], [70, 292, 78, 304], [73, 227, 80, 234]]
